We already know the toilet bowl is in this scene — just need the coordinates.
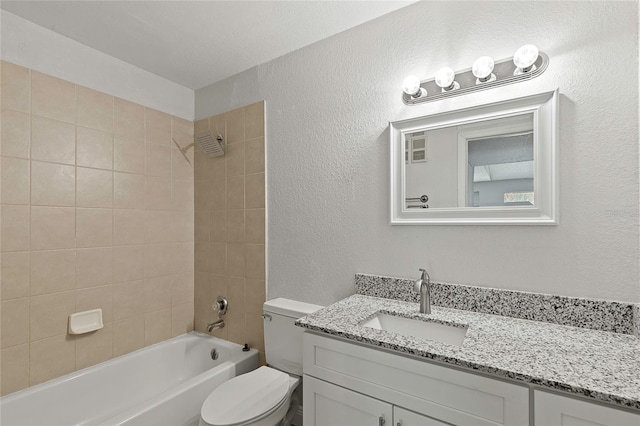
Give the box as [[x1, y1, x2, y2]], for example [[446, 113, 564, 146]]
[[199, 367, 299, 426], [199, 298, 323, 426]]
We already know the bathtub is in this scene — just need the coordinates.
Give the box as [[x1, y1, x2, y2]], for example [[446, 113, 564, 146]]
[[1, 332, 259, 426]]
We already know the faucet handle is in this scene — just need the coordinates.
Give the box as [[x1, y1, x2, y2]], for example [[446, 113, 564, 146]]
[[418, 268, 430, 281]]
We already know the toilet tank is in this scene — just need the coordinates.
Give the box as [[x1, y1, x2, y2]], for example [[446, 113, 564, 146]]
[[263, 298, 323, 376]]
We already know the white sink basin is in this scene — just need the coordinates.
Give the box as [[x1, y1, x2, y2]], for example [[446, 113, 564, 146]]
[[360, 312, 467, 347]]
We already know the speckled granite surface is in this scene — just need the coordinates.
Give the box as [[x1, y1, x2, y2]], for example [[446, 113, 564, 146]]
[[355, 273, 638, 335], [296, 294, 640, 411]]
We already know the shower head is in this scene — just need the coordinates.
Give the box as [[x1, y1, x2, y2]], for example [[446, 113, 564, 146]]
[[195, 131, 225, 157]]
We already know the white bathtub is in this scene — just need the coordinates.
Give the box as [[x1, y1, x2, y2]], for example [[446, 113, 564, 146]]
[[1, 332, 259, 426]]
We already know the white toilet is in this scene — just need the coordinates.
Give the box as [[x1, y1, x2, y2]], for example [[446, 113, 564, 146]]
[[200, 298, 323, 426]]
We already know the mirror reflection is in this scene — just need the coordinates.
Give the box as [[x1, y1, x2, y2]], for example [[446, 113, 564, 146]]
[[403, 114, 534, 210]]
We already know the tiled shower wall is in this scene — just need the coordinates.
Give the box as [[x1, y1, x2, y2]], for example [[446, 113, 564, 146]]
[[194, 102, 266, 362], [0, 61, 195, 395]]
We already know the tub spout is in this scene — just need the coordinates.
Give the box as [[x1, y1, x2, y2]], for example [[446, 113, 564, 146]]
[[206, 319, 225, 332]]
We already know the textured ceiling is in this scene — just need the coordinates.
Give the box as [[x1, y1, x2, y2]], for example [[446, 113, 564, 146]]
[[1, 1, 416, 90]]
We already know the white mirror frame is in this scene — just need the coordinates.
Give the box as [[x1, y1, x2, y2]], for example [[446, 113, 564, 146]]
[[390, 90, 558, 225]]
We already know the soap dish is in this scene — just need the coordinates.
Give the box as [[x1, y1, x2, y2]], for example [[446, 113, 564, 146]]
[[68, 309, 104, 335]]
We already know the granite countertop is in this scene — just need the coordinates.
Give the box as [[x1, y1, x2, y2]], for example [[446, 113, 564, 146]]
[[295, 294, 640, 411]]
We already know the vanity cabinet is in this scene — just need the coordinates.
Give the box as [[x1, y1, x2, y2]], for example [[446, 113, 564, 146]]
[[534, 390, 640, 426], [302, 332, 529, 426]]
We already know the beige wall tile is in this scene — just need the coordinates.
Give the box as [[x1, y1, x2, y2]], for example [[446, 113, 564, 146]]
[[144, 243, 173, 278], [76, 208, 113, 248], [31, 161, 75, 206], [245, 244, 265, 280], [171, 242, 194, 274], [144, 308, 171, 346], [30, 206, 74, 251], [30, 116, 75, 165], [194, 179, 212, 211], [245, 209, 265, 244], [226, 175, 244, 209], [29, 335, 75, 386], [113, 245, 144, 283], [1, 252, 30, 300], [76, 247, 113, 289], [225, 310, 246, 344], [112, 315, 144, 357], [145, 176, 171, 210], [114, 172, 145, 209], [209, 114, 225, 141], [144, 275, 172, 312], [210, 210, 226, 242], [244, 101, 265, 141], [77, 167, 112, 208], [244, 137, 265, 174], [194, 210, 210, 242], [171, 210, 194, 243], [194, 118, 209, 135], [1, 298, 29, 348], [226, 209, 245, 243], [75, 323, 112, 370], [30, 249, 75, 296], [172, 272, 194, 306], [171, 116, 194, 140], [194, 152, 225, 181], [30, 291, 75, 341], [1, 109, 30, 158], [31, 71, 75, 123], [227, 243, 245, 277], [193, 272, 212, 332], [114, 138, 145, 174], [1, 61, 30, 113], [171, 302, 194, 337], [76, 86, 113, 132], [145, 108, 171, 146], [114, 98, 144, 140], [194, 242, 211, 273], [172, 147, 194, 181], [227, 276, 246, 311], [2, 205, 30, 252], [76, 127, 113, 170], [225, 108, 245, 144], [1, 344, 29, 395], [171, 179, 194, 211], [113, 209, 145, 245], [246, 279, 266, 314], [245, 173, 265, 209], [210, 242, 227, 275], [113, 280, 144, 321], [76, 285, 113, 323], [145, 144, 171, 177], [144, 210, 173, 244], [1, 156, 29, 204], [225, 142, 244, 177], [246, 312, 265, 352]]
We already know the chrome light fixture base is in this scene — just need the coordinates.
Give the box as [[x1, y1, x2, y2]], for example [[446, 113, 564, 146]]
[[402, 52, 549, 105]]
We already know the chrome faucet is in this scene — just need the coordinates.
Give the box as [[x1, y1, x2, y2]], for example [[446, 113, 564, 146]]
[[414, 268, 431, 314]]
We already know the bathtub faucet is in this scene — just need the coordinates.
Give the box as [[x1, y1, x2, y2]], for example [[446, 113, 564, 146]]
[[207, 319, 225, 332], [207, 296, 228, 332]]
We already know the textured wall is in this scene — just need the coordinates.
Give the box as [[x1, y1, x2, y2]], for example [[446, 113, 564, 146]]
[[193, 102, 266, 363], [196, 1, 639, 305], [0, 62, 194, 395]]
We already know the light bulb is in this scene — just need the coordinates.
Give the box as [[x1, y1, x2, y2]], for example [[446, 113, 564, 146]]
[[434, 67, 459, 92], [513, 44, 539, 75], [402, 75, 426, 98], [472, 56, 496, 84]]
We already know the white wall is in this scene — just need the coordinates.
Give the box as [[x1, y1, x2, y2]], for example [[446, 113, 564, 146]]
[[0, 11, 194, 119], [196, 1, 639, 304]]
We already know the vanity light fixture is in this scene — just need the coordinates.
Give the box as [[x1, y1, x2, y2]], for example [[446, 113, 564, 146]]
[[402, 44, 548, 105], [472, 56, 496, 84], [513, 44, 539, 75], [434, 67, 460, 92], [402, 75, 427, 98]]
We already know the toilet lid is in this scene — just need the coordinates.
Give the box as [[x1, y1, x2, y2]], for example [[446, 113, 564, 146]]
[[201, 366, 290, 426]]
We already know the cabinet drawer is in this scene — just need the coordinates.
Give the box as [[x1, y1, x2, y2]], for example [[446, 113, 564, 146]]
[[303, 332, 529, 426], [394, 406, 450, 426], [534, 391, 640, 426]]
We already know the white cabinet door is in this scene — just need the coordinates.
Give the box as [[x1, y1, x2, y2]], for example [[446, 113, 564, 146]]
[[304, 375, 393, 426], [534, 391, 640, 426], [393, 406, 451, 426]]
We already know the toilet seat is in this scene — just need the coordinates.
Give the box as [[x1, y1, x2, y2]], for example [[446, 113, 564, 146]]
[[201, 366, 291, 426]]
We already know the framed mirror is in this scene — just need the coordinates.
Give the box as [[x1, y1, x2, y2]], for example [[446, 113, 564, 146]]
[[390, 90, 558, 225]]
